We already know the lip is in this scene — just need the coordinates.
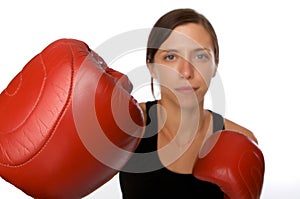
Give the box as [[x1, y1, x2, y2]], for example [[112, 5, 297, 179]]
[[175, 86, 199, 94]]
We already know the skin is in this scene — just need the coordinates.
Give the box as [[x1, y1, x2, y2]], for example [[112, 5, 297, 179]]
[[140, 23, 257, 174]]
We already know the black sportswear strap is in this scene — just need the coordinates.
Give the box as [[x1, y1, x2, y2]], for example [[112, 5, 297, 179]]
[[211, 111, 225, 132]]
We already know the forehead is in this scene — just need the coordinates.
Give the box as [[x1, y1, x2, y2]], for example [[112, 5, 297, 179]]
[[159, 23, 213, 50]]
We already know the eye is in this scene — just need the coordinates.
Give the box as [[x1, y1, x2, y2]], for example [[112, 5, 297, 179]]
[[165, 54, 176, 61], [196, 53, 209, 60]]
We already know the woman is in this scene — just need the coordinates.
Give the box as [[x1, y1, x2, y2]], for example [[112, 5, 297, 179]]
[[119, 8, 258, 198]]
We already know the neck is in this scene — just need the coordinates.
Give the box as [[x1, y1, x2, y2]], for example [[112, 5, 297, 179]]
[[157, 99, 206, 146]]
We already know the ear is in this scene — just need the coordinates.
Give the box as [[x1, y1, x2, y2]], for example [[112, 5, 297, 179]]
[[147, 60, 157, 79]]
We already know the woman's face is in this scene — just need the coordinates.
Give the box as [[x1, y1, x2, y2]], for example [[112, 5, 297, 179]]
[[148, 23, 217, 109]]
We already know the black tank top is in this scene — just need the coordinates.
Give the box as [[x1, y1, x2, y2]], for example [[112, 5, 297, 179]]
[[119, 101, 224, 198]]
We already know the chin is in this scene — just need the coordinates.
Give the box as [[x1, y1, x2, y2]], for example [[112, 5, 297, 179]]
[[175, 96, 203, 111], [161, 89, 204, 110]]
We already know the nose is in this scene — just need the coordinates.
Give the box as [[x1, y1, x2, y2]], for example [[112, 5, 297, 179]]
[[178, 58, 193, 79]]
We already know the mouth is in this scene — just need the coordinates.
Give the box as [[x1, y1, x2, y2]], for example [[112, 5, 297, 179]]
[[175, 86, 199, 94]]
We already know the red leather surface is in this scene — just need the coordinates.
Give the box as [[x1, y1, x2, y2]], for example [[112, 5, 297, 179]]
[[193, 130, 265, 199], [0, 38, 144, 198]]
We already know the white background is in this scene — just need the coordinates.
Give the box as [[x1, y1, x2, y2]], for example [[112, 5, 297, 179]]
[[1, 0, 300, 198]]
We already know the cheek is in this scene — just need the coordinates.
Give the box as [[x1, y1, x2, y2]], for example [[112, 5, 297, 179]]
[[154, 64, 179, 85], [195, 65, 215, 86]]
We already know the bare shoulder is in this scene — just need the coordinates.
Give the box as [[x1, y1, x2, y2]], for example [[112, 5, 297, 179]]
[[224, 118, 258, 144]]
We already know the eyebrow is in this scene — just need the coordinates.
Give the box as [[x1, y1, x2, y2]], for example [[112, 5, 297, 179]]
[[194, 47, 211, 52], [159, 49, 178, 53], [159, 47, 210, 53]]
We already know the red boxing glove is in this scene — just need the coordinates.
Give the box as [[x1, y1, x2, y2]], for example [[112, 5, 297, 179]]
[[0, 39, 144, 198], [193, 130, 265, 199], [90, 50, 133, 93]]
